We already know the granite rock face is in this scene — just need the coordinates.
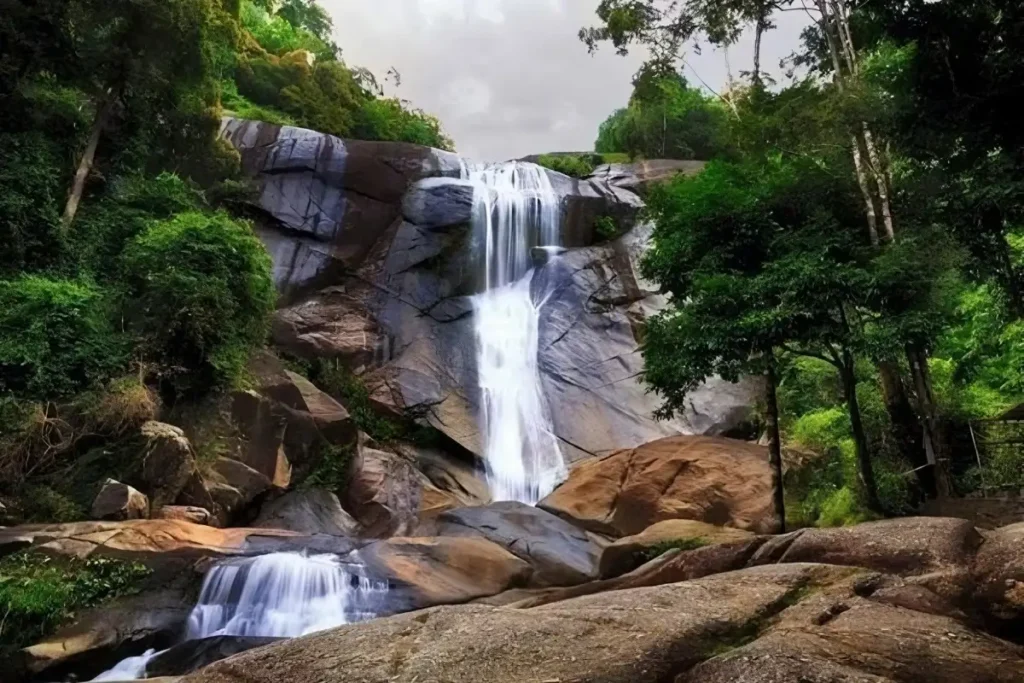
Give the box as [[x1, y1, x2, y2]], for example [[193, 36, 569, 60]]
[[223, 119, 759, 466]]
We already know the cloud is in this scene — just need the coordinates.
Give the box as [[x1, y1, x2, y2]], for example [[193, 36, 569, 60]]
[[322, 0, 808, 161]]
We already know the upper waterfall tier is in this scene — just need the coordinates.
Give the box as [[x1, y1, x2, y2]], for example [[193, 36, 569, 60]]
[[463, 161, 567, 504]]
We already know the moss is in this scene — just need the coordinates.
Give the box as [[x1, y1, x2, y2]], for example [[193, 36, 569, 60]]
[[637, 537, 709, 564], [0, 552, 151, 655]]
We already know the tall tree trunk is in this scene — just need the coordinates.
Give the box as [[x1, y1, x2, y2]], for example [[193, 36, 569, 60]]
[[765, 351, 786, 533], [852, 135, 880, 244], [840, 347, 881, 511], [907, 346, 953, 497], [878, 360, 933, 495], [753, 7, 766, 88], [62, 89, 116, 230], [861, 125, 896, 242]]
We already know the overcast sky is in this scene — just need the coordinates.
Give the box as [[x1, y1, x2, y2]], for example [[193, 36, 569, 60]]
[[325, 0, 810, 161]]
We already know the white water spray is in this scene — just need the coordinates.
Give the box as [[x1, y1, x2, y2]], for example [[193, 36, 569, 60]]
[[462, 161, 567, 504], [91, 553, 387, 681], [187, 552, 388, 639]]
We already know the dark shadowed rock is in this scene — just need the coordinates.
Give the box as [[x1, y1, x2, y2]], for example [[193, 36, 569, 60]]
[[147, 637, 282, 677], [436, 501, 603, 586], [402, 177, 476, 229], [540, 436, 778, 537], [253, 489, 359, 536], [92, 480, 149, 521]]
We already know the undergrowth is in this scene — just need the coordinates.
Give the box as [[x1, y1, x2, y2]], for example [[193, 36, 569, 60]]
[[0, 552, 151, 655]]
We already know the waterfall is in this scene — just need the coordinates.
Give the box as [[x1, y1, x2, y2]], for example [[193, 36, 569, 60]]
[[91, 553, 387, 681], [187, 552, 387, 638], [462, 161, 567, 504]]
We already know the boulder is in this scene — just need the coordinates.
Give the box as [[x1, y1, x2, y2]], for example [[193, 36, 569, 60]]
[[435, 501, 602, 587], [208, 457, 273, 521], [138, 422, 199, 510], [91, 480, 149, 521], [147, 637, 281, 678], [180, 564, 854, 683], [353, 536, 532, 612], [750, 517, 983, 577], [599, 520, 756, 578], [344, 438, 437, 537], [540, 436, 778, 537], [971, 522, 1024, 625], [253, 489, 359, 536], [155, 506, 212, 525]]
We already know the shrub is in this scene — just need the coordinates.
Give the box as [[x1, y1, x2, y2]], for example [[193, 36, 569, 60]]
[[817, 486, 873, 527], [594, 216, 619, 242], [301, 442, 354, 495], [0, 276, 126, 399], [0, 552, 151, 655], [120, 211, 275, 397], [0, 132, 69, 275], [537, 154, 596, 179]]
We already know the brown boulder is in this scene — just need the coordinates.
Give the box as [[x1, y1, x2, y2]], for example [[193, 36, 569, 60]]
[[353, 536, 532, 612], [91, 480, 149, 521], [138, 422, 199, 510], [539, 436, 777, 537], [972, 522, 1024, 625], [206, 457, 273, 523], [750, 517, 983, 577], [180, 563, 851, 683], [344, 437, 449, 537], [600, 520, 755, 578]]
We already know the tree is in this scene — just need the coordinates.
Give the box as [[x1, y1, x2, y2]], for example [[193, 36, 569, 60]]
[[594, 71, 731, 160], [59, 0, 230, 229], [641, 158, 889, 513]]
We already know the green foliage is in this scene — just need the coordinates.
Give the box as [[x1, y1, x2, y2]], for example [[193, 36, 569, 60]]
[[0, 277, 126, 399], [594, 216, 619, 242], [0, 132, 70, 276], [352, 97, 454, 150], [120, 211, 275, 396], [221, 78, 296, 126], [20, 486, 87, 524], [301, 442, 354, 495], [595, 74, 731, 160], [0, 551, 151, 654], [537, 154, 596, 179], [305, 359, 441, 447], [240, 0, 333, 60], [816, 487, 872, 528]]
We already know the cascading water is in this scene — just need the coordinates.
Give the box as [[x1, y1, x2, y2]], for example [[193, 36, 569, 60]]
[[462, 161, 567, 504], [187, 552, 388, 638], [91, 553, 387, 681]]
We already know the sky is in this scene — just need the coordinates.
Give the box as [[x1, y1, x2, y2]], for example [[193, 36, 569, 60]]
[[325, 0, 810, 161]]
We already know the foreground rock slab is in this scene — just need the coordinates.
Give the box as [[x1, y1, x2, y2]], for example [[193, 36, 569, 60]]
[[540, 436, 777, 537], [181, 564, 852, 683]]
